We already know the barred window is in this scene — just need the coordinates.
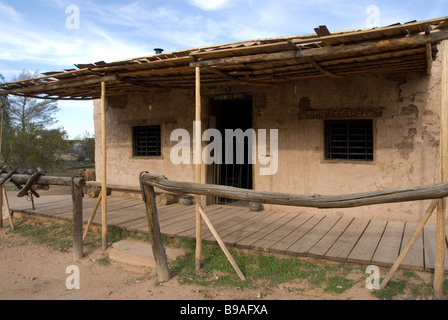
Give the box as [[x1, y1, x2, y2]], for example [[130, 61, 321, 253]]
[[324, 119, 373, 161], [133, 125, 161, 157]]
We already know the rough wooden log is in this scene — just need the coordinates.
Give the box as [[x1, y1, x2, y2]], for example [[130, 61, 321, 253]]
[[72, 183, 83, 260], [0, 174, 85, 187], [141, 183, 170, 282], [140, 173, 448, 209], [190, 30, 448, 68], [2, 75, 117, 95]]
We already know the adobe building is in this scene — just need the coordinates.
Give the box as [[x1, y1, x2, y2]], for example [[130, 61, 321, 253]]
[[2, 17, 448, 222]]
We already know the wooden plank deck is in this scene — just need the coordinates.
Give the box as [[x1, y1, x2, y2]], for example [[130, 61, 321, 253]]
[[6, 193, 448, 272]]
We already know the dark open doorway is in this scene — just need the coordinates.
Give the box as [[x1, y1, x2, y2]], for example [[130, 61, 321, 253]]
[[208, 96, 253, 205]]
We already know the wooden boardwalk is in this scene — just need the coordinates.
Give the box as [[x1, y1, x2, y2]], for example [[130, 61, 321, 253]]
[[6, 193, 448, 272]]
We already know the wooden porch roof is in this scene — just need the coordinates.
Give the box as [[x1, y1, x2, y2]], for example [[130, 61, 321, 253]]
[[1, 17, 448, 100]]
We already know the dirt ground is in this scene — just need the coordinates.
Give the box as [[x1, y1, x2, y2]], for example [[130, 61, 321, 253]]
[[0, 224, 377, 301], [0, 186, 437, 302]]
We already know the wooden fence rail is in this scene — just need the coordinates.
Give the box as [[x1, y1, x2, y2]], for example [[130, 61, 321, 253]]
[[140, 173, 448, 208], [140, 172, 446, 298], [0, 173, 85, 260]]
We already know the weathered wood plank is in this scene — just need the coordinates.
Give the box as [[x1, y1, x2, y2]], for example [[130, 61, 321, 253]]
[[123, 205, 194, 231], [423, 224, 448, 272], [236, 212, 294, 249], [400, 222, 425, 270], [178, 206, 246, 238], [250, 214, 313, 251], [209, 210, 272, 243], [371, 221, 405, 267], [325, 218, 370, 261], [202, 208, 254, 242], [163, 207, 227, 237], [287, 215, 341, 256], [347, 219, 387, 264], [307, 216, 353, 259], [233, 212, 289, 247], [270, 215, 325, 254]]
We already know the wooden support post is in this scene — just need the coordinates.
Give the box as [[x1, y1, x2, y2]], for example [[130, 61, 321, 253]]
[[434, 199, 446, 299], [100, 81, 108, 251], [0, 103, 4, 158], [380, 199, 438, 290], [142, 183, 170, 282], [82, 192, 102, 242], [72, 182, 83, 260], [0, 184, 3, 228], [195, 66, 202, 272], [434, 39, 448, 299], [198, 206, 245, 281], [2, 187, 13, 231], [426, 43, 433, 75]]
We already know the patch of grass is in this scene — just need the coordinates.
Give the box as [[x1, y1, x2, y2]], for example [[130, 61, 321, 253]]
[[12, 218, 149, 252], [170, 238, 359, 294], [325, 276, 356, 294], [371, 279, 407, 300], [14, 220, 73, 252]]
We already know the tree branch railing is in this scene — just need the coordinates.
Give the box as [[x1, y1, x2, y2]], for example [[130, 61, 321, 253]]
[[0, 173, 85, 260], [141, 173, 448, 208], [139, 172, 446, 296]]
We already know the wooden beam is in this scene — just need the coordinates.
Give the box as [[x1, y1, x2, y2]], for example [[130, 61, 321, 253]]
[[314, 25, 330, 37], [304, 57, 342, 78], [204, 66, 250, 85], [1, 75, 117, 95], [141, 173, 448, 209], [100, 81, 108, 251], [190, 30, 448, 68], [287, 40, 341, 78], [426, 24, 433, 75], [0, 174, 85, 187]]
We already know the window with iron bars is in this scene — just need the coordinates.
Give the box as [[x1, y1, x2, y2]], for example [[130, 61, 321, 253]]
[[324, 119, 374, 161], [132, 125, 162, 157]]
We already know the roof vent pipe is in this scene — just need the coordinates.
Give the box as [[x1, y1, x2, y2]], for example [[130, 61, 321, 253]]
[[154, 48, 164, 54]]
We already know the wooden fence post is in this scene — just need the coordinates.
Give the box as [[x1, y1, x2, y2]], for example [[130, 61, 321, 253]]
[[141, 181, 170, 282], [72, 181, 83, 260]]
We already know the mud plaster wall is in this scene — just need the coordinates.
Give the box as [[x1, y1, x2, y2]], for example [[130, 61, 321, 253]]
[[252, 56, 443, 222], [94, 88, 198, 187], [94, 45, 445, 222]]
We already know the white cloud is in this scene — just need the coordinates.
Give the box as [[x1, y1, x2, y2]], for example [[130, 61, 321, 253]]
[[188, 0, 233, 11], [0, 1, 21, 21]]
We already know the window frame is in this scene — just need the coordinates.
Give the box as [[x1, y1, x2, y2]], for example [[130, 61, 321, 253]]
[[132, 125, 163, 158], [323, 119, 375, 163]]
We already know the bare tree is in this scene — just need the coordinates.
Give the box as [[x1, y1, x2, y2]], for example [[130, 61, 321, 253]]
[[2, 70, 68, 170], [8, 70, 59, 132]]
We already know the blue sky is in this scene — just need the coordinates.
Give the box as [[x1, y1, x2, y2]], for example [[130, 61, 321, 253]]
[[1, 0, 447, 138]]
